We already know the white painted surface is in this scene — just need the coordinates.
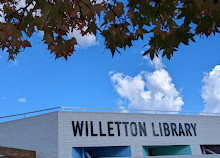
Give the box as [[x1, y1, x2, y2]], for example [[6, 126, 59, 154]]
[[1, 111, 220, 157]]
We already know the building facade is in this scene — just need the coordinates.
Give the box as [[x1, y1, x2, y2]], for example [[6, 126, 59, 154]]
[[0, 110, 220, 157]]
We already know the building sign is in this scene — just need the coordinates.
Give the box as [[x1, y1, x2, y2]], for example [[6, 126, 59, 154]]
[[72, 121, 197, 137]]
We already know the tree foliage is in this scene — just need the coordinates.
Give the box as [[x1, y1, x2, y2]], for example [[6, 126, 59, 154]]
[[0, 0, 220, 60]]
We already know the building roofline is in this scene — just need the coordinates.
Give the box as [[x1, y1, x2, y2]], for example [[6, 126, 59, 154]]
[[0, 106, 220, 123]]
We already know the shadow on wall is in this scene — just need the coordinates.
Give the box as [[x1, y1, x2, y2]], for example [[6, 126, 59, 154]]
[[72, 146, 131, 158], [143, 145, 192, 156]]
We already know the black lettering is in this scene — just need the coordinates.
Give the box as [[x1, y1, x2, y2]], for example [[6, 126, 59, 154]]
[[108, 121, 114, 136], [191, 123, 197, 136], [184, 123, 192, 136], [130, 122, 138, 136], [163, 123, 170, 136], [170, 123, 178, 136], [99, 121, 106, 136], [91, 121, 98, 136], [115, 122, 121, 136], [152, 123, 159, 136], [85, 121, 89, 136], [139, 122, 147, 136], [179, 123, 185, 136], [72, 121, 83, 136], [159, 123, 163, 136], [122, 122, 129, 136]]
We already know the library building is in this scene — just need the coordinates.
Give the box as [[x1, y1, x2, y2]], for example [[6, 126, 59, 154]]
[[0, 107, 220, 158]]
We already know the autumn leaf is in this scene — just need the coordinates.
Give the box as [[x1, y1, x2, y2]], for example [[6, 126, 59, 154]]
[[0, 0, 220, 60]]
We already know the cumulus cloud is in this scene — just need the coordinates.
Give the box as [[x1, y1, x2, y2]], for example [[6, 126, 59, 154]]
[[111, 57, 184, 112], [18, 98, 27, 103], [67, 29, 98, 48], [202, 65, 220, 113], [144, 55, 165, 69]]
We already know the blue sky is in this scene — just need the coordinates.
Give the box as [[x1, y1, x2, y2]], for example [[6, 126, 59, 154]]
[[0, 30, 220, 116]]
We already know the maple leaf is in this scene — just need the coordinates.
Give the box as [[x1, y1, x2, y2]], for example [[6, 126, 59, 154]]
[[0, 0, 219, 60]]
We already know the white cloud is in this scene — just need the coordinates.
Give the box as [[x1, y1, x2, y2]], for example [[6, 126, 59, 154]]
[[18, 98, 27, 103], [0, 1, 97, 48], [119, 106, 129, 113], [67, 28, 98, 48], [14, 0, 35, 12], [0, 0, 37, 23], [202, 65, 220, 113], [149, 57, 164, 69], [0, 4, 5, 23], [15, 0, 26, 10], [32, 9, 42, 17], [108, 70, 114, 76], [110, 57, 184, 112], [91, 0, 110, 4], [143, 54, 165, 69]]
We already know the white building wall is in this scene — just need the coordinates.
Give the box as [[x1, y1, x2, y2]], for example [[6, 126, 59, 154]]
[[0, 112, 58, 158], [0, 111, 220, 158], [58, 111, 220, 158]]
